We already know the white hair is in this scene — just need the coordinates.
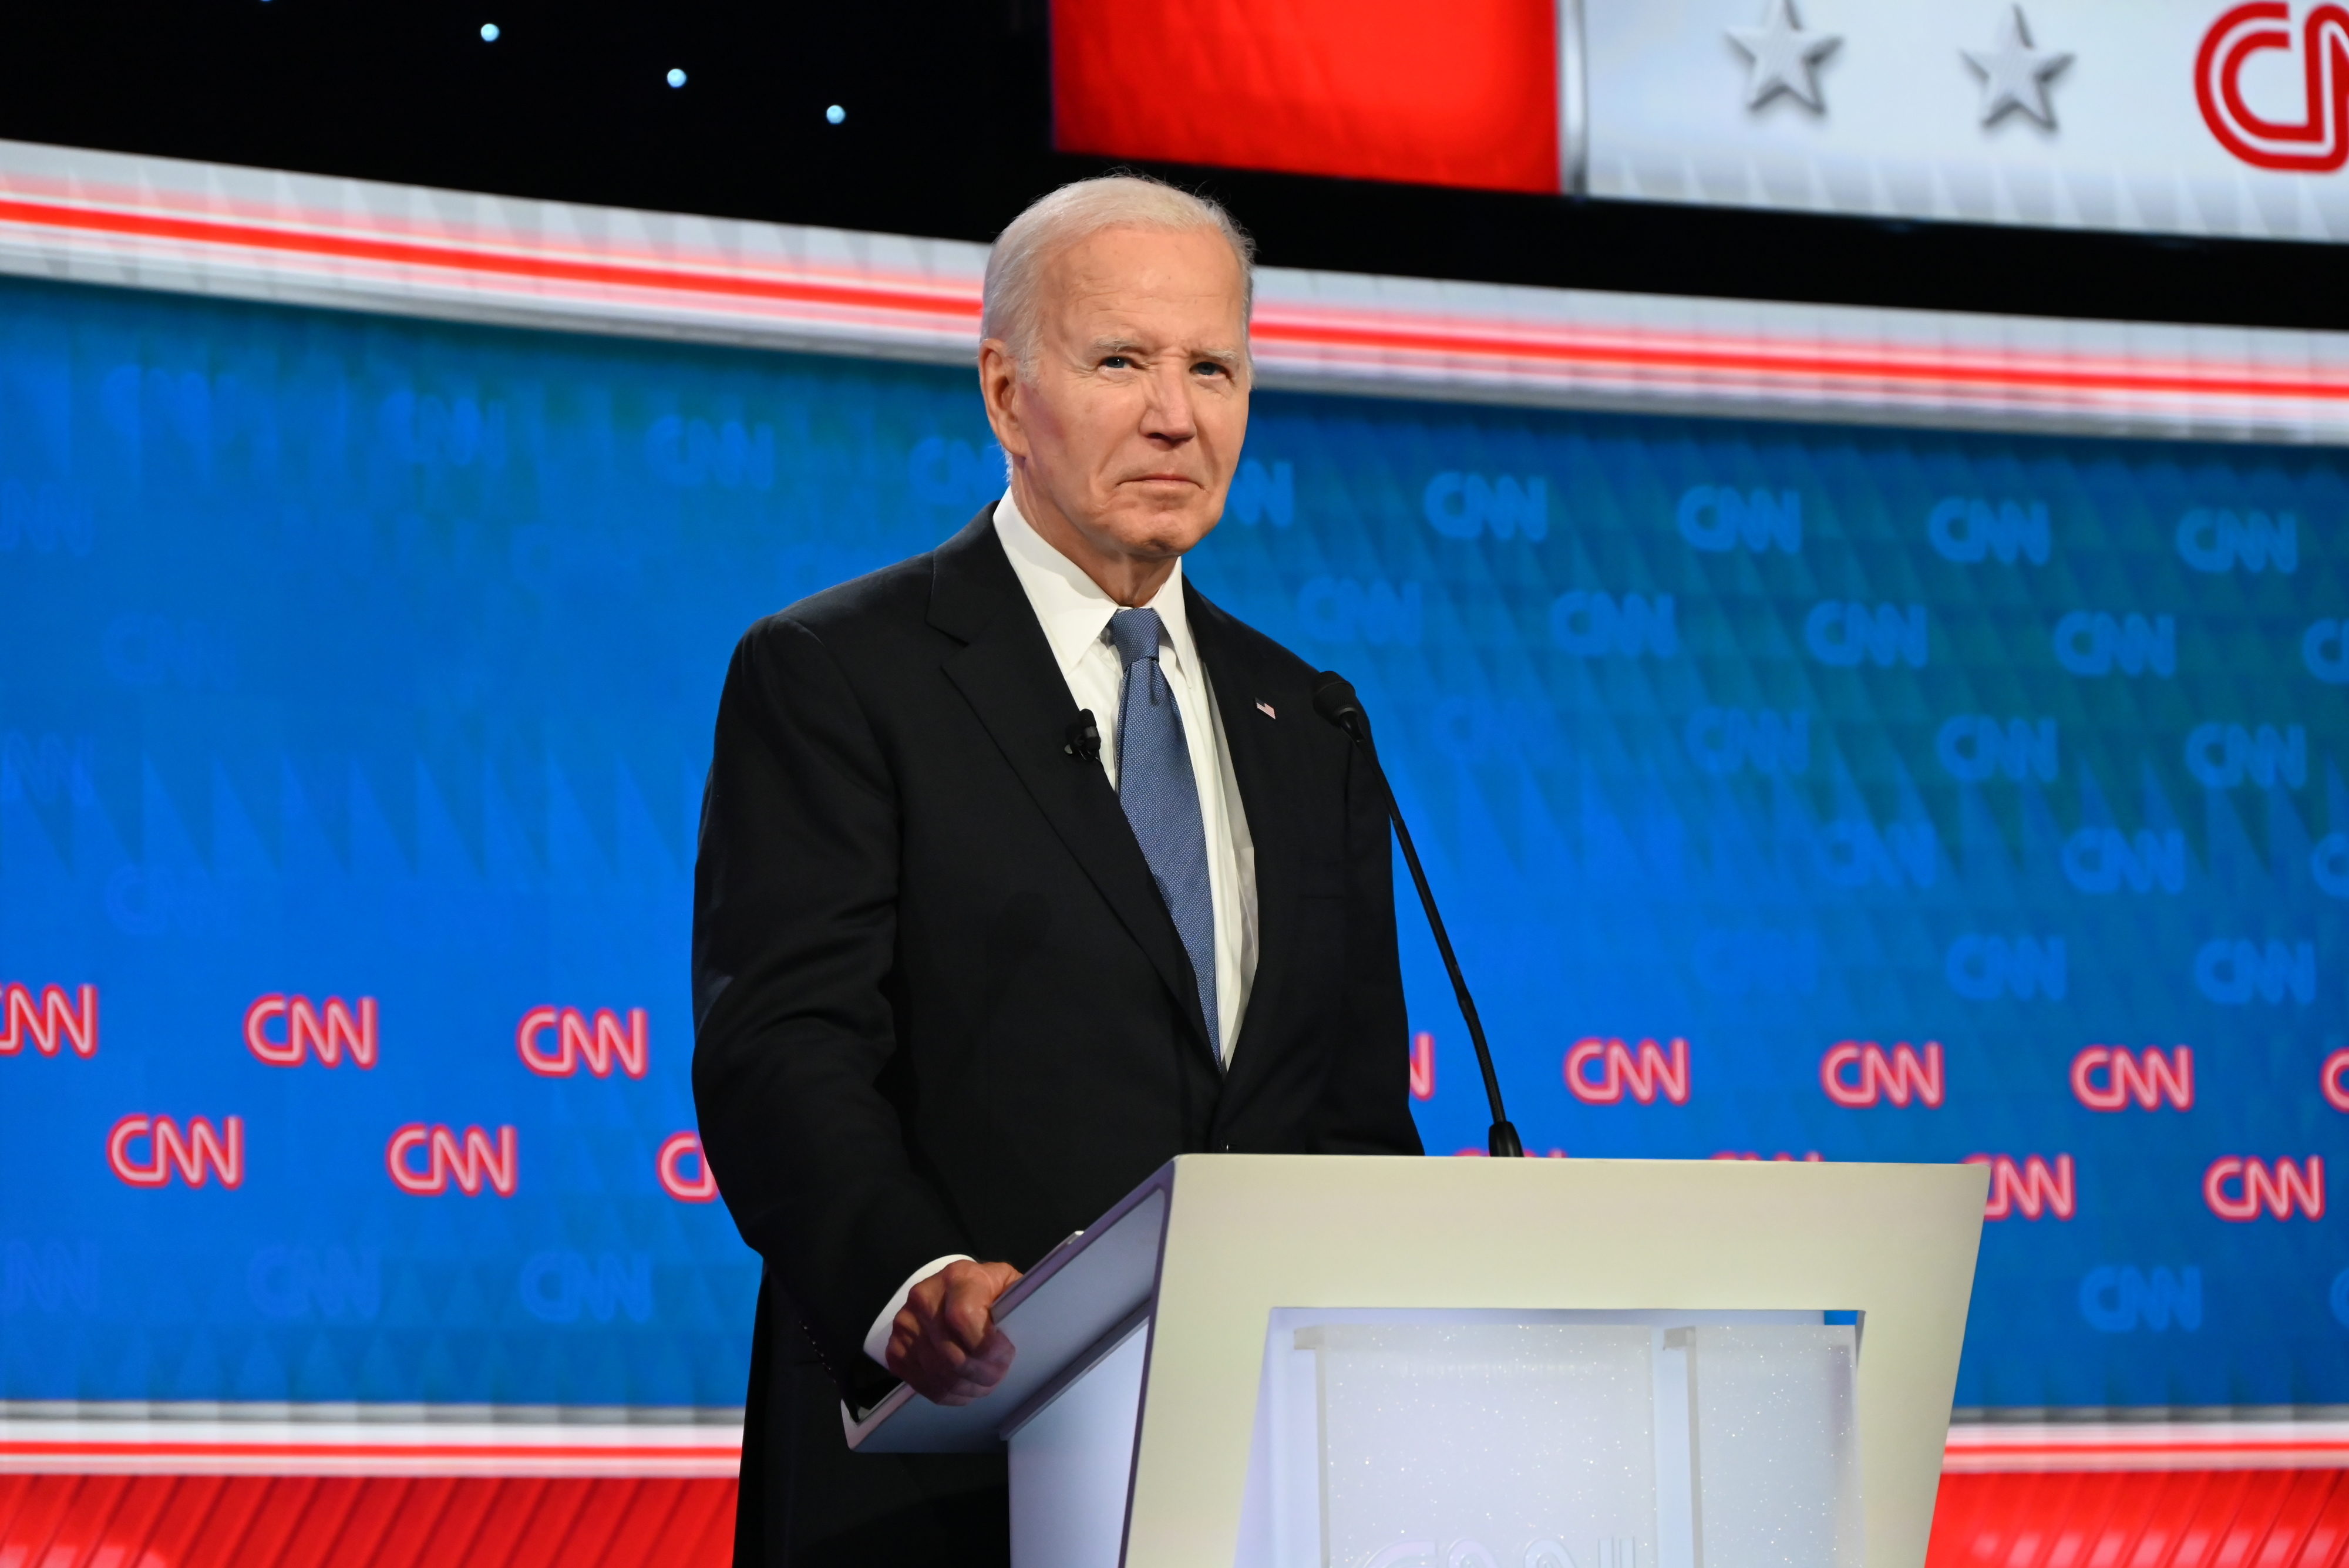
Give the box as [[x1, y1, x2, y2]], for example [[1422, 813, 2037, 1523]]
[[981, 175, 1256, 375]]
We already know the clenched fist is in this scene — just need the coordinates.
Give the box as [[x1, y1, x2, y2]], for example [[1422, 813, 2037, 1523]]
[[884, 1259, 1024, 1405]]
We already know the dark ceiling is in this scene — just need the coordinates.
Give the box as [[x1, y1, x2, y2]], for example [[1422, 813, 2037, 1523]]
[[5, 0, 2341, 331]]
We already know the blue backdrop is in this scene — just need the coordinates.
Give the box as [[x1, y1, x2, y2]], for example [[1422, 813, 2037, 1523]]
[[2, 274, 2344, 1415]]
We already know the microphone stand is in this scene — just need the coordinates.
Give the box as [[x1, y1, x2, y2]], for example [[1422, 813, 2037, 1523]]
[[1313, 672, 1525, 1158]]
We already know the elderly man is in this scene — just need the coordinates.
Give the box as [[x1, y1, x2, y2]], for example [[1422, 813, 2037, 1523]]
[[692, 175, 1423, 1567]]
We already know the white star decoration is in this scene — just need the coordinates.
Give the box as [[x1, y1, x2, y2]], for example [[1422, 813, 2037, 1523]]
[[1727, 0, 1842, 112], [1963, 6, 2072, 127]]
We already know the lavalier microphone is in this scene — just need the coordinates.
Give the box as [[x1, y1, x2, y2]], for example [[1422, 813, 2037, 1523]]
[[1064, 709, 1102, 763]]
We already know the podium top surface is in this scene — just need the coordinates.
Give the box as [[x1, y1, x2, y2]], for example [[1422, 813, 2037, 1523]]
[[842, 1153, 1987, 1467]]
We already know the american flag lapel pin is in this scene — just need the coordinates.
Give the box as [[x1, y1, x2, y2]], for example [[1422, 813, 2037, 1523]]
[[1256, 701, 1277, 719]]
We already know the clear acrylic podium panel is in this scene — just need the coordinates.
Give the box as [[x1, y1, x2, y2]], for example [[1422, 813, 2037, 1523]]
[[1233, 1309, 1862, 1568]]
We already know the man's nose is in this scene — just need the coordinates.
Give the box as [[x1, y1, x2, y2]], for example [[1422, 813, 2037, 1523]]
[[1139, 361, 1198, 444]]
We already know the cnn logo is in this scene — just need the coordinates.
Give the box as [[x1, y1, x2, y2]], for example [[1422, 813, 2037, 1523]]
[[1564, 1038, 1690, 1105], [1, 982, 98, 1058], [2205, 1158, 2322, 1222], [108, 1115, 243, 1189], [2071, 1047, 2192, 1111], [1967, 1154, 2074, 1220], [658, 1132, 719, 1202], [2320, 1049, 2349, 1111], [245, 994, 376, 1068], [386, 1125, 519, 1197], [1820, 1042, 1943, 1108], [517, 1007, 647, 1078]]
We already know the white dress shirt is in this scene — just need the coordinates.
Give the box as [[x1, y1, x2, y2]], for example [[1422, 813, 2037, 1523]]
[[858, 490, 1260, 1370]]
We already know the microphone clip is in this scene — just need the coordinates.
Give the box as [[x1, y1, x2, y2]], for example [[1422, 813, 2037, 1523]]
[[1064, 709, 1102, 763]]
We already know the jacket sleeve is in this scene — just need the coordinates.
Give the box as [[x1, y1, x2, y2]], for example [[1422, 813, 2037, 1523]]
[[691, 615, 970, 1399], [1313, 734, 1428, 1157]]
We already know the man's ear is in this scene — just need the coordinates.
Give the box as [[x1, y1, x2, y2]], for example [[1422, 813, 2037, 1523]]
[[977, 339, 1030, 460]]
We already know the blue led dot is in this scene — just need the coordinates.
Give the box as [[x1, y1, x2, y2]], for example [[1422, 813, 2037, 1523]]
[[667, 67, 688, 88], [480, 22, 500, 41], [826, 104, 846, 125]]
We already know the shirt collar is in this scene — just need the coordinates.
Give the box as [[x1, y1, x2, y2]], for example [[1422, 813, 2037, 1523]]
[[992, 489, 1196, 682]]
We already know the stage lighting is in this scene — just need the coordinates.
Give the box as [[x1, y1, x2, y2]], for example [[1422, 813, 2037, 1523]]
[[826, 105, 845, 124], [667, 67, 687, 88], [480, 22, 499, 41]]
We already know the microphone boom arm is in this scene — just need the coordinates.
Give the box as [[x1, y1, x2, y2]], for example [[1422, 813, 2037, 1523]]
[[1313, 671, 1525, 1159]]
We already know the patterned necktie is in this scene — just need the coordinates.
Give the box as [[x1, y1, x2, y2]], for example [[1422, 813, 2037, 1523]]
[[1108, 607, 1220, 1062]]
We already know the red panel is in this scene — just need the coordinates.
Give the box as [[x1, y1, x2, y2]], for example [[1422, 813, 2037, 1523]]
[[303, 1477, 373, 1560], [506, 1476, 588, 1568], [564, 1479, 640, 1568], [672, 1479, 738, 1564], [0, 1477, 735, 1568], [145, 1475, 236, 1565], [15, 1470, 2349, 1566], [329, 1475, 421, 1565], [1926, 1471, 2349, 1568], [0, 1471, 79, 1562], [599, 1479, 690, 1566], [369, 1477, 457, 1568], [223, 1475, 322, 1567], [460, 1475, 549, 1565], [1051, 0, 1559, 194]]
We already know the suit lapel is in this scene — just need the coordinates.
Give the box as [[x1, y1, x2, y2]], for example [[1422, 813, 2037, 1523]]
[[928, 514, 1217, 1060], [1186, 581, 1303, 1106]]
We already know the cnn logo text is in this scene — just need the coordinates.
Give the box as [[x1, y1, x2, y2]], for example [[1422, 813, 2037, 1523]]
[[518, 1006, 648, 1078], [109, 1115, 243, 1189], [1820, 1042, 1943, 1108], [245, 994, 376, 1068], [1, 982, 97, 1058], [387, 1125, 519, 1197]]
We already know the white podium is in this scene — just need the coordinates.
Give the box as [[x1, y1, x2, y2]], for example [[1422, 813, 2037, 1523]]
[[847, 1155, 1987, 1568]]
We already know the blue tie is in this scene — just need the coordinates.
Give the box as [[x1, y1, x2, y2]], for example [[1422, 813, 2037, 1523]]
[[1109, 607, 1219, 1061]]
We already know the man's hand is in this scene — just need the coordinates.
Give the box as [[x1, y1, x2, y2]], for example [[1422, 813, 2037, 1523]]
[[885, 1259, 1024, 1405]]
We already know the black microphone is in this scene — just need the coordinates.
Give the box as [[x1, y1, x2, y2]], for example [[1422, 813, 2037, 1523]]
[[1312, 671, 1525, 1158], [1064, 709, 1102, 763]]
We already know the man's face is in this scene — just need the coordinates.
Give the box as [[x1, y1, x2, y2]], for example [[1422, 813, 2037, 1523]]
[[984, 224, 1250, 573]]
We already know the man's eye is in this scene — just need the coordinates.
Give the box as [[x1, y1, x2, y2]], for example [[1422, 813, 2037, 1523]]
[[1101, 355, 1133, 369], [1193, 361, 1227, 378]]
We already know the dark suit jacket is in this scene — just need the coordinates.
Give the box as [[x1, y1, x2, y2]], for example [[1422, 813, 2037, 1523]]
[[691, 510, 1422, 1565]]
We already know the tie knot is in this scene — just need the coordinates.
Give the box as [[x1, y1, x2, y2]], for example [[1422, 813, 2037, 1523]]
[[1108, 607, 1166, 671]]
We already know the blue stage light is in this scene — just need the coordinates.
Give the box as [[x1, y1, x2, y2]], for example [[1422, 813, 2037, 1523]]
[[480, 22, 500, 41], [826, 105, 846, 125], [667, 67, 687, 88]]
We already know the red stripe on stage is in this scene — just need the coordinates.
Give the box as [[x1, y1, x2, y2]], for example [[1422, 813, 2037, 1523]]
[[1927, 1469, 2349, 1568], [1954, 1440, 2349, 1461], [0, 194, 983, 321], [0, 1474, 739, 1568], [11, 1469, 2349, 1564], [2, 1442, 740, 1463], [1246, 315, 2349, 403]]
